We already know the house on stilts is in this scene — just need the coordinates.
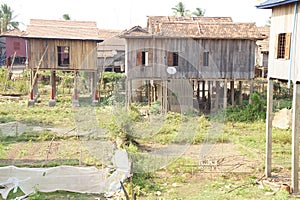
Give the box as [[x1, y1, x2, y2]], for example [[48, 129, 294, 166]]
[[120, 16, 263, 113], [21, 19, 102, 106], [257, 0, 300, 194]]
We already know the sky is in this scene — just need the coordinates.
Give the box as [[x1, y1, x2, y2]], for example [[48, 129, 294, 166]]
[[1, 0, 271, 30]]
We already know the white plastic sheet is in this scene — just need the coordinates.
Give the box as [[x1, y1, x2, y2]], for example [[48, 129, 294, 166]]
[[0, 149, 130, 199]]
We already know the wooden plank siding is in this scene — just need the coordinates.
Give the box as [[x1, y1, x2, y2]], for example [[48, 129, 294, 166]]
[[27, 39, 97, 71], [125, 38, 256, 80], [268, 2, 299, 81]]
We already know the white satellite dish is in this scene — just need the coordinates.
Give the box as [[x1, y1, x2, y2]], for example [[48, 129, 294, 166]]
[[112, 50, 117, 55], [167, 67, 177, 75]]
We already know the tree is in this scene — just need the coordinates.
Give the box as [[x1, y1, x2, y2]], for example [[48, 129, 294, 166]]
[[172, 2, 190, 17], [62, 14, 71, 20], [0, 4, 19, 33], [192, 7, 205, 17]]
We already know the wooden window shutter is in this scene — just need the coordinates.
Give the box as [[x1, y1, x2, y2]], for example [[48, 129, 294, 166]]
[[137, 51, 142, 66], [274, 34, 279, 59], [199, 51, 203, 66], [285, 32, 292, 59], [148, 50, 153, 65], [167, 51, 173, 66]]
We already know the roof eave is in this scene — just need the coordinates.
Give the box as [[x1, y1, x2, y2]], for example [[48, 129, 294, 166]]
[[22, 36, 102, 42], [123, 35, 262, 40], [256, 0, 299, 9]]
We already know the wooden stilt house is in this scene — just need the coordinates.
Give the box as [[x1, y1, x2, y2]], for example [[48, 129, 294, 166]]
[[257, 0, 300, 194], [120, 16, 263, 113], [22, 19, 102, 106]]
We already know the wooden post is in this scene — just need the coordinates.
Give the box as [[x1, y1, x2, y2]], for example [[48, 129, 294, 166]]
[[292, 82, 300, 193], [215, 81, 219, 110], [72, 71, 79, 107], [48, 70, 56, 107], [125, 78, 130, 109], [33, 70, 39, 100], [249, 79, 254, 104], [223, 79, 227, 109], [208, 81, 212, 111], [238, 81, 243, 105], [162, 80, 168, 113], [92, 71, 98, 106], [202, 81, 205, 99], [28, 70, 35, 106], [266, 78, 273, 177], [196, 79, 200, 101], [230, 81, 235, 106]]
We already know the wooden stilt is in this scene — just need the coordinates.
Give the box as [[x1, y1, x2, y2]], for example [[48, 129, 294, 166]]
[[292, 82, 300, 194], [28, 70, 35, 106], [238, 81, 243, 105], [92, 71, 98, 106], [208, 81, 211, 111], [215, 81, 219, 110], [266, 78, 273, 177], [230, 81, 235, 106], [49, 70, 56, 107], [202, 81, 205, 99], [163, 80, 168, 113], [223, 79, 227, 109], [72, 71, 79, 107], [249, 79, 254, 104]]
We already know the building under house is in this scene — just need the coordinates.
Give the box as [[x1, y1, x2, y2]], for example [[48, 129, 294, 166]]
[[120, 16, 264, 113]]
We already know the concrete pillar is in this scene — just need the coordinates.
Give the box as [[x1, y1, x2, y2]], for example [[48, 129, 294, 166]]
[[266, 78, 273, 177], [292, 82, 300, 194], [72, 71, 79, 107], [49, 70, 56, 107]]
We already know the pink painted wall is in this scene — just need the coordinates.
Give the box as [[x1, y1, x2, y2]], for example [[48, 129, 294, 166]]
[[6, 37, 26, 57]]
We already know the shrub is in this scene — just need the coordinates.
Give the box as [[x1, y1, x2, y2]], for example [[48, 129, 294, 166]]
[[223, 92, 266, 122]]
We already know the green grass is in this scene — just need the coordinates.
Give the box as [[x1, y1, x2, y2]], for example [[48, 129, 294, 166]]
[[0, 85, 295, 199]]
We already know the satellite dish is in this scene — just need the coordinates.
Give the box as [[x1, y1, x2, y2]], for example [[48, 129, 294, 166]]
[[112, 50, 117, 55], [167, 67, 177, 75]]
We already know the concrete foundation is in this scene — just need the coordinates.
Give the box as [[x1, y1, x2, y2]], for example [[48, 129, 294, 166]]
[[48, 99, 56, 107]]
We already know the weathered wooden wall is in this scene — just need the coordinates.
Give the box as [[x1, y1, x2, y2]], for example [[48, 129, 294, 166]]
[[28, 39, 97, 71], [268, 2, 300, 81], [125, 38, 256, 80]]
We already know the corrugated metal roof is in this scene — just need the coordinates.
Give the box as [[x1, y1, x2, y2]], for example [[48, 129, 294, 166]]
[[256, 0, 299, 9], [23, 19, 100, 41]]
